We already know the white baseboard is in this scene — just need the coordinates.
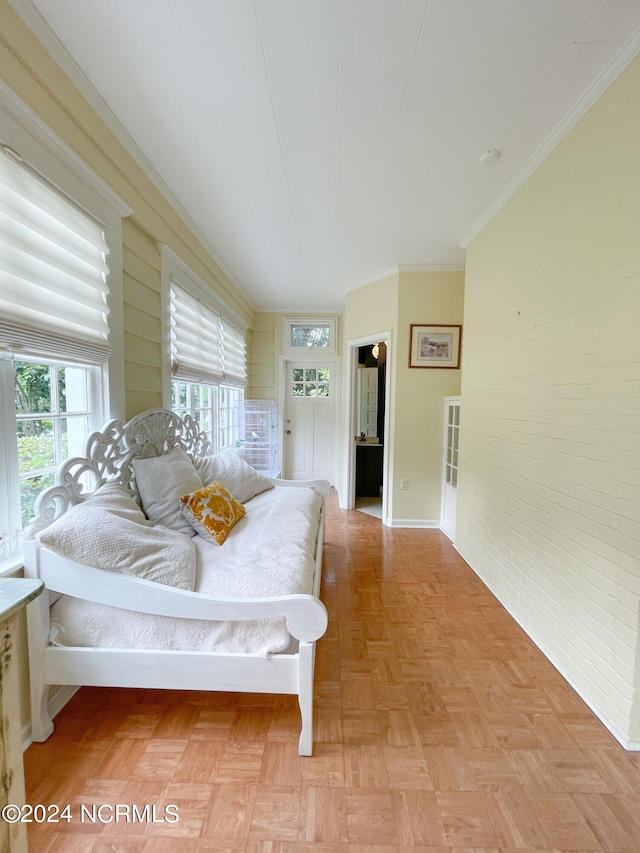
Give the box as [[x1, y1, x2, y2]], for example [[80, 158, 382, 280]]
[[22, 685, 79, 752], [384, 518, 440, 529]]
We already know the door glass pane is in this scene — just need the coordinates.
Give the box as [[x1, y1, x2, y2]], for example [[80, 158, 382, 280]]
[[292, 382, 303, 396], [305, 369, 317, 382], [292, 368, 303, 382]]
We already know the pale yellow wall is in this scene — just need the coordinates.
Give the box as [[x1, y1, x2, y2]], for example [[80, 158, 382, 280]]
[[457, 54, 640, 746], [0, 0, 254, 421], [393, 271, 464, 520], [341, 271, 464, 523], [247, 313, 278, 400]]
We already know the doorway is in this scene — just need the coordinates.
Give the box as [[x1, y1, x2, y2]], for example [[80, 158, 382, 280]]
[[343, 331, 392, 523]]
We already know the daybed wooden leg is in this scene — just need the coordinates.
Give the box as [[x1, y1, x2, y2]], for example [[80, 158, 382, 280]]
[[27, 596, 54, 742], [297, 642, 315, 756]]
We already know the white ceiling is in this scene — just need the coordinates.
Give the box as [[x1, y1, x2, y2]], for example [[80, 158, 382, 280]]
[[14, 0, 640, 311]]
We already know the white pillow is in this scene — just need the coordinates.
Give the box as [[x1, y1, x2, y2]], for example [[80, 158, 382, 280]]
[[82, 481, 153, 525], [37, 504, 196, 590], [132, 445, 202, 535], [193, 450, 274, 503]]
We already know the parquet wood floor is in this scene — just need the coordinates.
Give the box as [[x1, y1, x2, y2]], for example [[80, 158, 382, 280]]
[[24, 491, 640, 852]]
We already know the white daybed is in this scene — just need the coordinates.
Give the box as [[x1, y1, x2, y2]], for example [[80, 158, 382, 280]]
[[23, 408, 329, 756]]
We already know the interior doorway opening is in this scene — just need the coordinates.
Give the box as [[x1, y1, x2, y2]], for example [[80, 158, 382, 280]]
[[344, 331, 392, 523]]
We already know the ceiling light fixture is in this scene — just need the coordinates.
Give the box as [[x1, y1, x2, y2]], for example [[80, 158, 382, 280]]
[[480, 149, 500, 164]]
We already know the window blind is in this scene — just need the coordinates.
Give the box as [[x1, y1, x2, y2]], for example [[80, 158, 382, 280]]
[[220, 317, 247, 388], [0, 145, 111, 363], [170, 283, 224, 385]]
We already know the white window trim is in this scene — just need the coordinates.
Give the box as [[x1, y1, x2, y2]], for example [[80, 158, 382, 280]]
[[159, 244, 249, 406], [283, 317, 338, 357]]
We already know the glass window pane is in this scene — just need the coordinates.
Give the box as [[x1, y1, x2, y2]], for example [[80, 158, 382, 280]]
[[305, 369, 317, 382], [59, 366, 88, 412], [318, 368, 330, 382], [292, 383, 303, 396], [304, 384, 317, 397], [292, 369, 303, 381], [290, 324, 331, 348], [64, 415, 89, 458], [317, 382, 329, 397], [15, 362, 52, 414], [20, 472, 55, 529], [17, 419, 55, 474]]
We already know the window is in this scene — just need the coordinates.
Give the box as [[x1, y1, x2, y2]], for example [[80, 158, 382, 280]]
[[284, 317, 337, 355], [170, 379, 243, 451], [161, 246, 248, 453], [0, 91, 128, 572], [15, 358, 95, 528]]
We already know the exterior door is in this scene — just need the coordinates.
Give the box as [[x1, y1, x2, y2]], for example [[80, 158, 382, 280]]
[[441, 396, 460, 541], [284, 362, 336, 483]]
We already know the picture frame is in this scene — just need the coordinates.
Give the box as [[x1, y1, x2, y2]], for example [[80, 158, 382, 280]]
[[409, 324, 462, 369]]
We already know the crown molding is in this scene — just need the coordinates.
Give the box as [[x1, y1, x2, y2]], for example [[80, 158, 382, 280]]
[[397, 264, 465, 273], [460, 25, 640, 249], [7, 0, 253, 308]]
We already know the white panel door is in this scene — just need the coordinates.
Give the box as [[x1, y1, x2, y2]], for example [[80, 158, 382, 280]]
[[441, 397, 460, 541], [357, 367, 378, 437], [284, 362, 335, 482]]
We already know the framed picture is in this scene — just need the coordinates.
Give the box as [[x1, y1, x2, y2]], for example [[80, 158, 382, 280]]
[[409, 324, 462, 369]]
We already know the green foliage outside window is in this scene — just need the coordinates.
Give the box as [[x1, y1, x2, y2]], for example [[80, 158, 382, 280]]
[[15, 362, 65, 527]]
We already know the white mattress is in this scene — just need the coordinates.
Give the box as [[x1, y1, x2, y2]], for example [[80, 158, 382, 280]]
[[49, 486, 322, 657]]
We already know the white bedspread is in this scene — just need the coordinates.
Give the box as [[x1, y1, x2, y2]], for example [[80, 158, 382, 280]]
[[49, 486, 323, 657]]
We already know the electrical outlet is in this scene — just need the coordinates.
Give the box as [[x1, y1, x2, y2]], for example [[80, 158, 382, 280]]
[[400, 478, 408, 490]]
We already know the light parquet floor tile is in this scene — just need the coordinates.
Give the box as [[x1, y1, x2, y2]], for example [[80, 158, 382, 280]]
[[24, 491, 640, 851]]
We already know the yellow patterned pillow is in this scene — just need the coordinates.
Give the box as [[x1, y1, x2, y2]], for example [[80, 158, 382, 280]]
[[179, 480, 246, 545]]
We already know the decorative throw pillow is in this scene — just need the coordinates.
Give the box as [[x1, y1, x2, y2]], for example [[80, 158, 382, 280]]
[[193, 450, 274, 503], [179, 480, 246, 545], [37, 504, 197, 590], [132, 445, 202, 535]]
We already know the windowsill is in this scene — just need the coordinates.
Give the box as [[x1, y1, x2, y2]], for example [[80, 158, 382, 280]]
[[0, 556, 25, 579]]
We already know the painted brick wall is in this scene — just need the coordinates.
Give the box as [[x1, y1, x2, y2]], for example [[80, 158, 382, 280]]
[[457, 55, 640, 747]]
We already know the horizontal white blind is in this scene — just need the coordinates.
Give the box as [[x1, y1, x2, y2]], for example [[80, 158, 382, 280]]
[[220, 318, 247, 388], [170, 283, 223, 385], [0, 146, 111, 363]]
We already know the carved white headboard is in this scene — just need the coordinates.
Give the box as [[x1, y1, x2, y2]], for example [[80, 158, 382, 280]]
[[25, 408, 212, 539]]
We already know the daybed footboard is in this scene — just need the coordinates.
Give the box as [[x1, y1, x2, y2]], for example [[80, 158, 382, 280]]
[[23, 408, 329, 756]]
